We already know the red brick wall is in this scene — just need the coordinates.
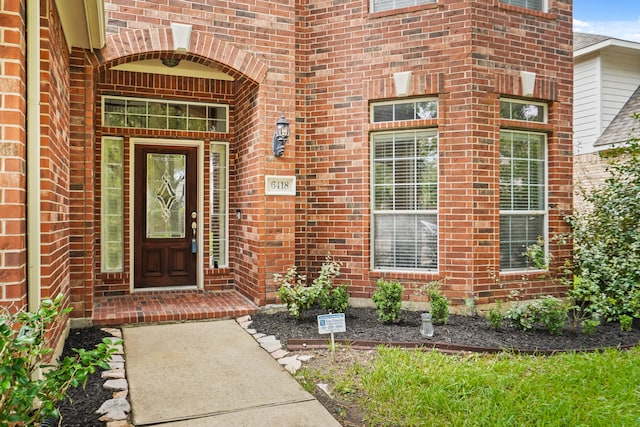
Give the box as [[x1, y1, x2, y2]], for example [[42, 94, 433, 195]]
[[296, 0, 573, 304], [70, 0, 572, 307], [68, 48, 97, 317], [40, 0, 72, 346], [40, 0, 71, 301], [0, 0, 27, 309]]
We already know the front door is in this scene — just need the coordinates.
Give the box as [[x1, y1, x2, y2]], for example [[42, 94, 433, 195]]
[[134, 145, 198, 288]]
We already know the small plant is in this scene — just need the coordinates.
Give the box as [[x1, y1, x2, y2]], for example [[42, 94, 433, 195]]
[[505, 296, 568, 335], [487, 301, 504, 331], [275, 266, 316, 319], [581, 318, 600, 335], [619, 315, 633, 332], [427, 285, 449, 325], [320, 284, 350, 314], [0, 294, 117, 425], [372, 279, 404, 324], [275, 258, 350, 319]]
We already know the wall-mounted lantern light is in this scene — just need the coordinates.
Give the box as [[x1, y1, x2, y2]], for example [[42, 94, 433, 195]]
[[273, 112, 290, 157]]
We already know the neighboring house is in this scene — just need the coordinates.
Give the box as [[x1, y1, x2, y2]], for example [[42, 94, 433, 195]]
[[574, 32, 640, 206], [0, 0, 572, 349]]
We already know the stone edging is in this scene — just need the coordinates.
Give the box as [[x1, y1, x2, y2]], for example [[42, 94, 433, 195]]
[[95, 328, 133, 427], [236, 315, 313, 374]]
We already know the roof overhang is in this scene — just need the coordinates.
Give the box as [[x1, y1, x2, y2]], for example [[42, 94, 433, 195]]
[[575, 37, 640, 59], [55, 0, 106, 51]]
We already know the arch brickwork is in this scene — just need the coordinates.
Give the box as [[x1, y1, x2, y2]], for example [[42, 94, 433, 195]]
[[87, 28, 268, 83]]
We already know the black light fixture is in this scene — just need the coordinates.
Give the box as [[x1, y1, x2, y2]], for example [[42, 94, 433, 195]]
[[272, 112, 290, 157], [161, 58, 181, 68]]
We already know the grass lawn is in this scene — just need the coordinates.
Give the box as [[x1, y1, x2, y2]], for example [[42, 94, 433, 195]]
[[304, 346, 640, 426]]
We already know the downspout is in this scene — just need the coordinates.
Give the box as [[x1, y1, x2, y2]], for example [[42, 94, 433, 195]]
[[27, 0, 42, 312]]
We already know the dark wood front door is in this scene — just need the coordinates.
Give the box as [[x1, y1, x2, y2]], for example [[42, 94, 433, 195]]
[[134, 145, 198, 288]]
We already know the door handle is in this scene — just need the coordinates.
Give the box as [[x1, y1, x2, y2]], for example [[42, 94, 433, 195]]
[[190, 211, 197, 254]]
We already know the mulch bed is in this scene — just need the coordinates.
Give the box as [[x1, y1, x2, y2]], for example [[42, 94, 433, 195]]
[[55, 307, 640, 425], [250, 307, 640, 352], [57, 327, 113, 427]]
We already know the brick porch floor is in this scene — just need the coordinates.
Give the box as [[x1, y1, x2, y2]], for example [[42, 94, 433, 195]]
[[92, 290, 259, 326]]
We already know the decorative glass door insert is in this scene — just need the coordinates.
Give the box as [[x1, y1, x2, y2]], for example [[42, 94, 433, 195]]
[[146, 153, 186, 239]]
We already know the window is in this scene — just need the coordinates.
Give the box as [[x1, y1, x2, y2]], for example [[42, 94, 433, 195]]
[[371, 0, 436, 13], [499, 0, 546, 12], [101, 137, 124, 272], [371, 98, 437, 123], [210, 143, 228, 268], [500, 99, 547, 123], [102, 96, 228, 133], [372, 129, 438, 270], [499, 130, 546, 270]]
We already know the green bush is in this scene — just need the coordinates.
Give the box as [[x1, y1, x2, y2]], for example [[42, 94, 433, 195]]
[[569, 114, 640, 322], [487, 301, 504, 331], [581, 318, 600, 335], [372, 279, 404, 324], [275, 259, 350, 319], [619, 315, 633, 332], [319, 284, 350, 314], [505, 296, 568, 335], [0, 295, 117, 425], [427, 285, 449, 325], [275, 266, 316, 319]]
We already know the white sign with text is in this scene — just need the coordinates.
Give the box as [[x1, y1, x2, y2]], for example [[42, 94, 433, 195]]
[[265, 175, 296, 196]]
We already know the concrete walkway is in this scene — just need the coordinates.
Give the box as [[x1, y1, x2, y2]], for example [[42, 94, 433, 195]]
[[123, 320, 341, 426]]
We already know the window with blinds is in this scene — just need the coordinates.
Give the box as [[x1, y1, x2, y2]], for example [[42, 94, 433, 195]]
[[371, 129, 438, 270], [210, 143, 228, 268], [499, 130, 547, 270], [499, 0, 546, 12], [370, 0, 436, 13]]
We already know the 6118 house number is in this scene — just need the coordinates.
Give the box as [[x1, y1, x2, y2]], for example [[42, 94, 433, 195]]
[[265, 175, 296, 196]]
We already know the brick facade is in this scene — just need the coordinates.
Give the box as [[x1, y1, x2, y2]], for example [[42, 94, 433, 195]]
[[0, 0, 27, 307], [1, 1, 573, 326]]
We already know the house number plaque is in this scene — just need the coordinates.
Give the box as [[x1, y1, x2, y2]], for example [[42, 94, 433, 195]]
[[265, 175, 296, 196]]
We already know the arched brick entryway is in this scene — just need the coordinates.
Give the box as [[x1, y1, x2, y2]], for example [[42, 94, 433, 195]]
[[68, 26, 293, 323]]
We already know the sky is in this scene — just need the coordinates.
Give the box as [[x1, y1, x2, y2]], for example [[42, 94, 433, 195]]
[[573, 1, 640, 42]]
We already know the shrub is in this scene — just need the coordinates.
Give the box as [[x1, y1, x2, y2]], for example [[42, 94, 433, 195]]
[[505, 296, 568, 335], [319, 284, 350, 314], [619, 315, 633, 332], [569, 115, 640, 322], [487, 301, 504, 331], [275, 266, 315, 319], [581, 318, 600, 335], [372, 279, 404, 324], [427, 285, 449, 325], [275, 259, 350, 319], [0, 295, 116, 425]]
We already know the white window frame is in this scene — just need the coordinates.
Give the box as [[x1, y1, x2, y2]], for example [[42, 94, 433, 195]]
[[370, 129, 439, 272], [499, 0, 548, 13], [102, 96, 229, 133], [499, 130, 548, 271], [371, 97, 438, 123], [500, 98, 548, 123], [370, 0, 436, 14]]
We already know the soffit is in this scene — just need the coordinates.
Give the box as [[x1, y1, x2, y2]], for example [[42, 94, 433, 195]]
[[110, 59, 235, 81], [55, 0, 106, 50]]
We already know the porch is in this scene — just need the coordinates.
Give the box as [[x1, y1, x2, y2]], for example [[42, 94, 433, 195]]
[[92, 290, 258, 326]]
